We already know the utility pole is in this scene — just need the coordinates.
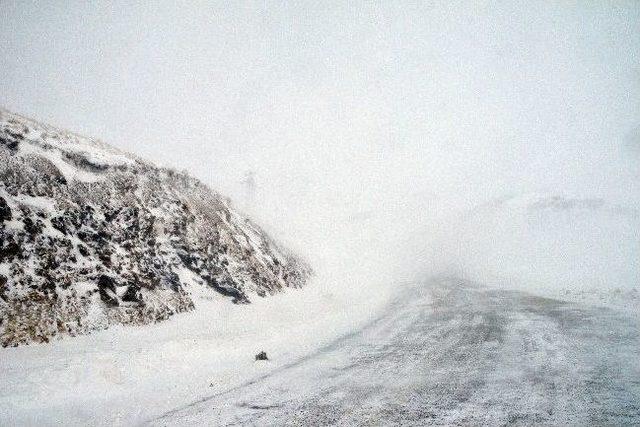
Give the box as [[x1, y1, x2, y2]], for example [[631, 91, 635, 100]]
[[241, 170, 256, 212]]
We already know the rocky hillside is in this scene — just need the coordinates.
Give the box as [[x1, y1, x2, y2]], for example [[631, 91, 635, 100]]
[[0, 108, 311, 347]]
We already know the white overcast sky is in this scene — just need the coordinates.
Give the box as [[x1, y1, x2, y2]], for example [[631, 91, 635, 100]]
[[2, 1, 639, 287]]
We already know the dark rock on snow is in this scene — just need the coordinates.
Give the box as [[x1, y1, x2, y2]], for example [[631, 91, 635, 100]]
[[0, 197, 11, 222]]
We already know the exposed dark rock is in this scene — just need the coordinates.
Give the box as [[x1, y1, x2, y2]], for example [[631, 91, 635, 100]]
[[97, 275, 119, 307], [78, 244, 89, 257], [0, 197, 10, 222], [121, 283, 142, 304], [5, 130, 24, 141], [207, 277, 250, 304], [23, 217, 44, 235], [255, 351, 268, 361], [0, 275, 7, 301], [0, 136, 20, 152], [63, 151, 109, 172], [0, 239, 20, 262], [51, 216, 67, 235]]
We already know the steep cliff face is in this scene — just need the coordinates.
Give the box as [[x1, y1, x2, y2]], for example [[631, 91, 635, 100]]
[[0, 108, 311, 347]]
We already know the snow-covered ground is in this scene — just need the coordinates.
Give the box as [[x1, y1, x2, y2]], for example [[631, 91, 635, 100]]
[[549, 286, 639, 319], [2, 188, 637, 426], [0, 275, 392, 426], [150, 278, 640, 426], [5, 274, 636, 426]]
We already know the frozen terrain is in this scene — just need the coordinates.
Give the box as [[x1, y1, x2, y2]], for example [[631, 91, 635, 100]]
[[0, 276, 391, 426], [1, 1, 639, 425], [0, 108, 311, 346], [4, 276, 637, 426], [151, 278, 640, 426]]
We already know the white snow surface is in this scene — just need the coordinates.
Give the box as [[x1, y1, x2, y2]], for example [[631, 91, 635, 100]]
[[18, 140, 104, 183], [0, 274, 392, 426], [147, 279, 640, 426]]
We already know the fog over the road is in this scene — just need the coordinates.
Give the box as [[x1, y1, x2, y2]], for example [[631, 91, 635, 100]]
[[2, 1, 639, 296]]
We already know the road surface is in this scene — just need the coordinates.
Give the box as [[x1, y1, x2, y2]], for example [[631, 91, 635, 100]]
[[151, 278, 640, 426]]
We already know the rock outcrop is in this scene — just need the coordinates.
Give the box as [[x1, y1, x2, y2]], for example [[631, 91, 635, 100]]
[[0, 108, 311, 347]]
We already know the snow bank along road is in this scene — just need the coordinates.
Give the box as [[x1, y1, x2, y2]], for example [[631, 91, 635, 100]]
[[151, 278, 640, 426]]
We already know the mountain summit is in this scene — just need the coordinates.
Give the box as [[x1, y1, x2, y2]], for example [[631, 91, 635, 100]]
[[0, 108, 311, 347]]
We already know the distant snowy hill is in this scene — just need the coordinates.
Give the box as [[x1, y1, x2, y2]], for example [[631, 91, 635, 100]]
[[447, 191, 639, 301], [0, 108, 311, 347]]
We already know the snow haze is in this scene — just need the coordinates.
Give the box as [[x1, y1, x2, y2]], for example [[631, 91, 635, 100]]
[[2, 1, 639, 295]]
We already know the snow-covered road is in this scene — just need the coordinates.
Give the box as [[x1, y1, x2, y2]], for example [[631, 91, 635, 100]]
[[151, 278, 640, 426]]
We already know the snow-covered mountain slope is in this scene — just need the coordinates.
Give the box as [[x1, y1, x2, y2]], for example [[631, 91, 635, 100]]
[[0, 108, 311, 347], [444, 192, 639, 298]]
